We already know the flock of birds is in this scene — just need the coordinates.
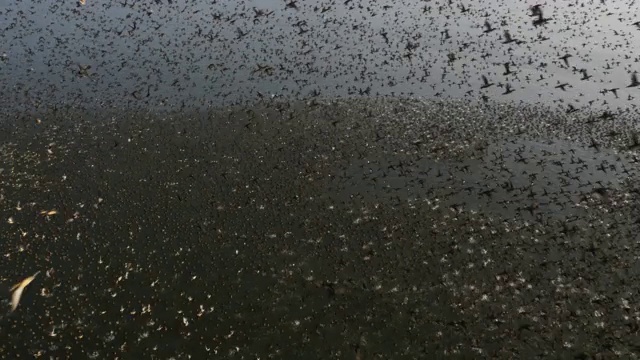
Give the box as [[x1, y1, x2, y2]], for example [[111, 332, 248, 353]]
[[4, 0, 640, 358], [0, 0, 640, 113]]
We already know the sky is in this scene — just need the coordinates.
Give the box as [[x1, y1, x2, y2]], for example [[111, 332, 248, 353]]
[[1, 0, 640, 114]]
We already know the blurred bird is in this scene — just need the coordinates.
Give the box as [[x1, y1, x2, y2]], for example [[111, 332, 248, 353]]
[[481, 75, 494, 88], [628, 72, 640, 87], [559, 53, 572, 67], [483, 20, 496, 33], [10, 271, 40, 312]]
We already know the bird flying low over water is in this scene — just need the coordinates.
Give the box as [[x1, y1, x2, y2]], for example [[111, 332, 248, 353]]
[[481, 75, 493, 88], [10, 271, 40, 312], [559, 53, 572, 67], [566, 104, 579, 114], [628, 72, 640, 87], [530, 4, 542, 17], [530, 4, 552, 27], [483, 20, 495, 33]]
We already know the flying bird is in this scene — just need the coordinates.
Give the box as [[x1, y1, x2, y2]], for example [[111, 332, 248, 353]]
[[483, 20, 496, 33], [530, 5, 551, 26], [481, 75, 494, 88], [503, 62, 513, 75], [10, 271, 40, 312], [502, 30, 516, 44], [628, 72, 640, 87], [530, 4, 542, 17], [559, 53, 572, 67], [566, 104, 579, 114], [580, 69, 592, 80]]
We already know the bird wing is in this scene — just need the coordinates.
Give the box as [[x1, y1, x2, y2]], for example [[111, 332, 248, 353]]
[[11, 285, 25, 312], [9, 272, 39, 312]]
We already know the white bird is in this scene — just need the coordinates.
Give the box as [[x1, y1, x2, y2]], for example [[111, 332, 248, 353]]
[[10, 271, 40, 312]]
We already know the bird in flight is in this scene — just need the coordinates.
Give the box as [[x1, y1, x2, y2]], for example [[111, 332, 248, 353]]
[[566, 104, 579, 114], [606, 88, 620, 98], [531, 5, 552, 27], [483, 20, 496, 33], [628, 71, 640, 87], [530, 4, 542, 17], [480, 75, 494, 88], [503, 62, 514, 75], [502, 30, 517, 44], [580, 69, 592, 80], [502, 83, 514, 94], [10, 271, 40, 312], [559, 53, 572, 67]]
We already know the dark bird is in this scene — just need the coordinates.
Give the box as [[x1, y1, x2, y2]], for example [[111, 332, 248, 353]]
[[529, 4, 542, 17], [566, 104, 579, 114], [483, 20, 496, 33], [530, 5, 552, 27], [580, 69, 593, 80], [480, 75, 493, 88], [559, 53, 572, 67], [285, 0, 298, 10], [627, 131, 640, 150], [598, 110, 615, 120], [253, 8, 274, 19], [77, 64, 91, 77], [607, 88, 620, 98], [503, 83, 514, 95], [555, 82, 570, 91], [252, 64, 274, 75], [502, 30, 517, 44], [503, 62, 513, 75], [236, 27, 249, 39], [628, 71, 640, 87]]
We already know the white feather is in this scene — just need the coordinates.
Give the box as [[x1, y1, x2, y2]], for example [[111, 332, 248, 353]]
[[10, 286, 25, 312]]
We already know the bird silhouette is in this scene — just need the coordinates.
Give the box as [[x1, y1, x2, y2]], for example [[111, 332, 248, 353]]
[[566, 104, 579, 113], [606, 88, 619, 98], [559, 53, 572, 67], [503, 62, 514, 75], [628, 72, 640, 87], [502, 83, 514, 94], [483, 20, 496, 33], [530, 4, 542, 17], [481, 75, 494, 88], [531, 5, 552, 27], [502, 30, 517, 44]]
